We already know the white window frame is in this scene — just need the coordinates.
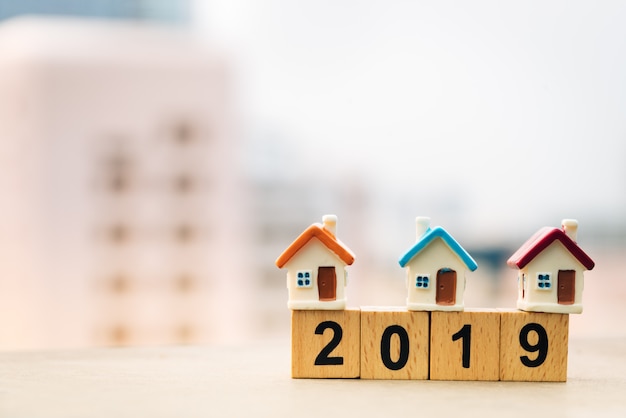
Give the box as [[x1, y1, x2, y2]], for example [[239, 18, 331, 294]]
[[296, 270, 313, 288], [536, 272, 552, 290], [415, 274, 430, 289]]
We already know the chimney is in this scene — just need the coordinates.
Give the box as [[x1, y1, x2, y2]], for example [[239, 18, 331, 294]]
[[322, 214, 337, 237], [416, 216, 431, 240], [562, 219, 578, 242]]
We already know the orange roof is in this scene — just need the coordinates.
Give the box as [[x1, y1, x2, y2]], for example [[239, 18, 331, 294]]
[[275, 223, 355, 268]]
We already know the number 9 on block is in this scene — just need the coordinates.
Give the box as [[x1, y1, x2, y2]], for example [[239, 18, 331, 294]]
[[499, 310, 569, 382]]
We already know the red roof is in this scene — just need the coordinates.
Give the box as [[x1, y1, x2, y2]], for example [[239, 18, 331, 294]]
[[275, 223, 355, 268], [507, 227, 595, 270]]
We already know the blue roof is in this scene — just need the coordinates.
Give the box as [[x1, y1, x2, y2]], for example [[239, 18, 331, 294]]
[[398, 226, 478, 270]]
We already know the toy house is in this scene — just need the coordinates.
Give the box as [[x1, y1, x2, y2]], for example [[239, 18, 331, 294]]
[[507, 219, 595, 314], [399, 217, 478, 311], [276, 215, 355, 310]]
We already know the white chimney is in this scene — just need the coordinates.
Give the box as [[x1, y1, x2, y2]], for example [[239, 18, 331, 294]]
[[416, 217, 431, 239], [562, 219, 578, 242], [322, 214, 337, 236]]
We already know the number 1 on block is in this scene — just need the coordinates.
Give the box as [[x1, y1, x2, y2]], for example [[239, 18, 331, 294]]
[[431, 310, 500, 381], [452, 324, 471, 369]]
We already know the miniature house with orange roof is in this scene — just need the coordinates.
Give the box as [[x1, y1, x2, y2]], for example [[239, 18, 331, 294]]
[[507, 219, 595, 314], [276, 215, 355, 310], [399, 217, 478, 312]]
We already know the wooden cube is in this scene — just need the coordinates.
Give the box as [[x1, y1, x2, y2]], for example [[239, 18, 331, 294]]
[[360, 307, 429, 380], [430, 309, 500, 381], [500, 310, 569, 382], [291, 308, 360, 378]]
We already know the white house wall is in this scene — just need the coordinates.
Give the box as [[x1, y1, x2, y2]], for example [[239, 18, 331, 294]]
[[284, 238, 348, 310], [405, 239, 467, 311], [519, 240, 586, 314]]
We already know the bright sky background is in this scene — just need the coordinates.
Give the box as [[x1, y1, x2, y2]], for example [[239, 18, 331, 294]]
[[192, 1, 626, 241]]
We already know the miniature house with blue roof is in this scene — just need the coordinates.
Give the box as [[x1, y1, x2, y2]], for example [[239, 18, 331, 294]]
[[399, 217, 478, 311]]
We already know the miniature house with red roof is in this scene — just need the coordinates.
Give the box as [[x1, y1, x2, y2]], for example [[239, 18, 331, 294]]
[[398, 217, 478, 312], [276, 215, 355, 310], [507, 219, 595, 314]]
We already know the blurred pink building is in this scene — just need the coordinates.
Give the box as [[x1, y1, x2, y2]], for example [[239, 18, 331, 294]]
[[0, 17, 249, 348]]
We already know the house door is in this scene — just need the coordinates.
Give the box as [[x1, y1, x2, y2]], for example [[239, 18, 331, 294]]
[[558, 270, 575, 305], [318, 267, 337, 301], [436, 268, 457, 305]]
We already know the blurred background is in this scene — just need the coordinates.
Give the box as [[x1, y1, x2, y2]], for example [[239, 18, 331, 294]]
[[0, 0, 624, 350]]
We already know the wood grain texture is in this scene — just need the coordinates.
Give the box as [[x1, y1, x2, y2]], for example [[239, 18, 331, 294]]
[[430, 309, 500, 381], [360, 307, 429, 380], [500, 310, 569, 382], [291, 308, 360, 378]]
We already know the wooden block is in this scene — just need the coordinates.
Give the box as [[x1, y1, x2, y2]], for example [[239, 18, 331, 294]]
[[360, 307, 429, 380], [291, 308, 360, 378], [430, 309, 500, 381], [499, 310, 569, 382]]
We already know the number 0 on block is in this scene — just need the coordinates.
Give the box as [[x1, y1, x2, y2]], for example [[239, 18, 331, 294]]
[[360, 307, 429, 379]]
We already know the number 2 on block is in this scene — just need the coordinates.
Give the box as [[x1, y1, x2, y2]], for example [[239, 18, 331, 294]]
[[314, 321, 344, 366], [452, 324, 471, 369]]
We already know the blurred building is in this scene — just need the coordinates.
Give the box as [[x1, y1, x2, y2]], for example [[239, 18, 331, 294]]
[[0, 17, 249, 349], [0, 15, 395, 350]]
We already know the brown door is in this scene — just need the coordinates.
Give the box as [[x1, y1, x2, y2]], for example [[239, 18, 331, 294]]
[[318, 267, 337, 301], [436, 268, 457, 305], [558, 270, 575, 305]]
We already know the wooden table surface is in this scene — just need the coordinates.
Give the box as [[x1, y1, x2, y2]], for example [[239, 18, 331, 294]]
[[1, 338, 625, 417]]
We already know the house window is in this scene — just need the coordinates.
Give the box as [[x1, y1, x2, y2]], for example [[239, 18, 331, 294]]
[[537, 273, 552, 290], [415, 275, 430, 289], [296, 270, 312, 288]]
